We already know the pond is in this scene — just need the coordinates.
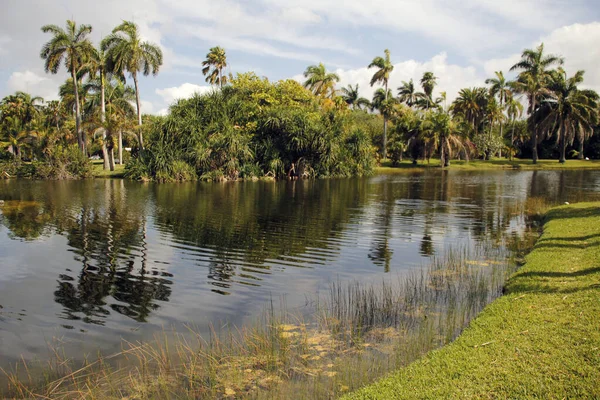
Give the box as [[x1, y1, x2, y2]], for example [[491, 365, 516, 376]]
[[1, 170, 600, 369]]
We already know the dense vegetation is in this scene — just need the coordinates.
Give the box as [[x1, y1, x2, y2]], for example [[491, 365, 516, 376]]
[[126, 74, 377, 181], [1, 20, 599, 180]]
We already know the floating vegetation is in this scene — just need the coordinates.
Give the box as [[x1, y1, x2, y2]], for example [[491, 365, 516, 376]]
[[1, 237, 533, 399]]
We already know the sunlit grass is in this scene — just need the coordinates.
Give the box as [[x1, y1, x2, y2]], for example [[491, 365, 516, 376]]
[[92, 160, 126, 178], [377, 158, 600, 173]]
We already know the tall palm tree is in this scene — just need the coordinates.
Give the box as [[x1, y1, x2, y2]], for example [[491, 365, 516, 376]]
[[105, 80, 136, 165], [86, 78, 136, 166], [303, 63, 340, 98], [486, 71, 512, 146], [40, 20, 93, 153], [202, 46, 228, 88], [340, 84, 370, 109], [510, 43, 564, 163], [420, 72, 438, 110], [82, 46, 115, 169], [537, 69, 599, 163], [369, 49, 394, 159], [102, 20, 163, 150], [397, 79, 424, 108], [505, 96, 524, 160], [485, 98, 506, 159], [372, 88, 396, 157]]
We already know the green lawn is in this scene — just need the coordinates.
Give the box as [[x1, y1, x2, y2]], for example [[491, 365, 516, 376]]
[[377, 158, 600, 173], [345, 202, 600, 399], [92, 161, 126, 178]]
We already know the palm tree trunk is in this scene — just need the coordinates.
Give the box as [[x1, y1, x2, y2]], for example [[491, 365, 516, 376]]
[[530, 95, 538, 164], [118, 130, 123, 165], [108, 145, 115, 171], [578, 137, 584, 160], [383, 80, 388, 160], [499, 121, 503, 158], [440, 136, 446, 168], [101, 72, 110, 170], [132, 72, 144, 150], [72, 65, 84, 154], [444, 139, 450, 167], [383, 117, 388, 160], [559, 125, 566, 163], [510, 119, 515, 161]]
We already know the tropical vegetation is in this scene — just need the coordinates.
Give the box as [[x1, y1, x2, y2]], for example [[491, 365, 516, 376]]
[[1, 19, 599, 181]]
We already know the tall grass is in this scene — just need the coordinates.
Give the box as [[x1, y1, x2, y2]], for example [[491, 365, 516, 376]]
[[1, 239, 534, 399]]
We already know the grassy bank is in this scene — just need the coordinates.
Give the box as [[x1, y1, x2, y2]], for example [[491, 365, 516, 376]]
[[377, 158, 600, 173], [345, 202, 600, 399], [92, 161, 126, 178]]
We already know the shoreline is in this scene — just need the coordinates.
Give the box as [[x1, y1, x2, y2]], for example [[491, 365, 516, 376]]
[[345, 202, 600, 399], [376, 158, 600, 173]]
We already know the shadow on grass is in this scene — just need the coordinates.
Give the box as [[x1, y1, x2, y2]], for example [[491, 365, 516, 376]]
[[546, 206, 600, 221], [533, 242, 592, 250], [515, 266, 600, 279]]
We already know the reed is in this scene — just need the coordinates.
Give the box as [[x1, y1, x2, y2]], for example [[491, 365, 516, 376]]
[[1, 238, 532, 399]]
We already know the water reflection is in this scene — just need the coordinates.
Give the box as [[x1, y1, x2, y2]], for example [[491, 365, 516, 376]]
[[1, 170, 600, 362]]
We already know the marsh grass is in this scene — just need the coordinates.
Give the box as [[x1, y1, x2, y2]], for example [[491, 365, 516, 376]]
[[1, 240, 530, 399]]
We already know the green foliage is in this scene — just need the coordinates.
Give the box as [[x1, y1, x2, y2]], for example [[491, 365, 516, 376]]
[[472, 131, 504, 159], [126, 73, 376, 182], [0, 145, 92, 179]]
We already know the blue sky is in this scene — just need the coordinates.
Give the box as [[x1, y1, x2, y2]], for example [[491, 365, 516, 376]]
[[1, 0, 600, 115]]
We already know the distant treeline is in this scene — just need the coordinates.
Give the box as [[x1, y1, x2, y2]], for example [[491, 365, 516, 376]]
[[0, 19, 598, 180]]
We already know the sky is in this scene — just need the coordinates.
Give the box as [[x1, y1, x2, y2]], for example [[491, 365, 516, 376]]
[[1, 0, 600, 115]]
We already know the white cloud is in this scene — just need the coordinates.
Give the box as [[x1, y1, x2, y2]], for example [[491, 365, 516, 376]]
[[7, 70, 60, 101], [294, 52, 484, 104], [140, 99, 155, 115], [155, 83, 213, 104], [259, 0, 586, 57], [483, 22, 600, 93]]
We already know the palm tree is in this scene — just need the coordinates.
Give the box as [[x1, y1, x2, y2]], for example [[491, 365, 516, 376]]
[[486, 71, 512, 147], [506, 96, 524, 160], [510, 43, 564, 163], [303, 63, 340, 98], [105, 80, 136, 165], [372, 88, 396, 157], [397, 79, 424, 108], [451, 87, 488, 135], [537, 69, 599, 163], [340, 84, 370, 109], [40, 20, 93, 153], [485, 98, 506, 159], [421, 111, 462, 167], [102, 20, 163, 150], [202, 46, 228, 88], [420, 72, 438, 109], [82, 46, 115, 169], [0, 92, 44, 124], [43, 100, 67, 131], [369, 49, 394, 159]]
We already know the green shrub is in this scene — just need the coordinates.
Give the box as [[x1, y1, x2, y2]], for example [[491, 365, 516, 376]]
[[124, 155, 152, 181], [155, 160, 197, 182]]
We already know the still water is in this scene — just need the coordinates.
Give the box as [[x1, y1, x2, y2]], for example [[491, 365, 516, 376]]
[[1, 170, 600, 366]]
